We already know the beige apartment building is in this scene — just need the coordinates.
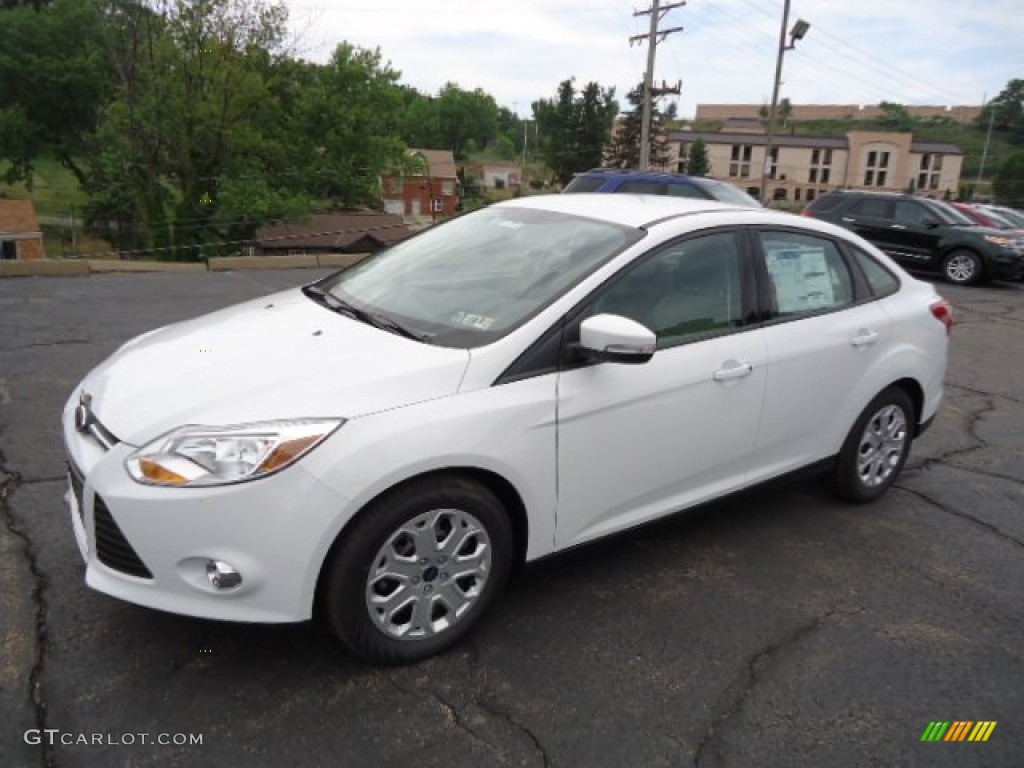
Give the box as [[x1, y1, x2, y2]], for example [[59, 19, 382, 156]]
[[666, 129, 963, 205]]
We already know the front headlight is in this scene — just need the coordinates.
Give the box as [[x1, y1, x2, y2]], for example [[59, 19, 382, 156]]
[[125, 419, 343, 487], [983, 235, 1014, 247]]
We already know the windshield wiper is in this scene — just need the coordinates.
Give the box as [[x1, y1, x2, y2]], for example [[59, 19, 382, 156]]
[[302, 284, 431, 343]]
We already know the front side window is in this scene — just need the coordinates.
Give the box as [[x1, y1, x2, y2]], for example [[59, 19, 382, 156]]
[[758, 231, 854, 318], [894, 201, 934, 226], [587, 231, 745, 349], [320, 206, 638, 347]]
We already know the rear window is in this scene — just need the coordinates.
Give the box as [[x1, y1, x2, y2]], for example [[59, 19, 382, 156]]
[[563, 176, 607, 193]]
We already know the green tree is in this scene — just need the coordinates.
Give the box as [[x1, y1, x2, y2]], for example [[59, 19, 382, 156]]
[[686, 138, 710, 176], [877, 101, 914, 131], [436, 83, 499, 159], [292, 44, 405, 208], [993, 151, 1024, 206], [85, 0, 303, 258], [0, 0, 113, 185], [603, 82, 669, 170], [397, 86, 442, 149], [978, 79, 1024, 143], [532, 79, 617, 186]]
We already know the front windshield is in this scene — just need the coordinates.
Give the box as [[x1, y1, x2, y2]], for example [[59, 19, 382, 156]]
[[318, 205, 639, 347]]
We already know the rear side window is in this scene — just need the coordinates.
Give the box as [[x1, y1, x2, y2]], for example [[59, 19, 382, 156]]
[[757, 231, 854, 318], [618, 180, 667, 195], [850, 197, 893, 218], [563, 176, 606, 193], [806, 194, 844, 212], [846, 245, 900, 298]]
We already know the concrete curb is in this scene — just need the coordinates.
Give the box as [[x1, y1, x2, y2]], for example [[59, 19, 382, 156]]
[[0, 260, 89, 278], [0, 253, 369, 278]]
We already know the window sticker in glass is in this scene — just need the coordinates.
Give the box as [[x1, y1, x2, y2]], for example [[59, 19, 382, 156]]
[[764, 243, 836, 313]]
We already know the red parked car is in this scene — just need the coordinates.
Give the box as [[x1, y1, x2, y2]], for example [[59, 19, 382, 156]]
[[949, 202, 1023, 233]]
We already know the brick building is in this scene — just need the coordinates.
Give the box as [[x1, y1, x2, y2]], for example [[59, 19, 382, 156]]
[[0, 199, 45, 260], [670, 129, 963, 204]]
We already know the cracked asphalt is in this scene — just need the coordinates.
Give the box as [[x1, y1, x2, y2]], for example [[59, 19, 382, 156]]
[[1, 269, 1022, 767]]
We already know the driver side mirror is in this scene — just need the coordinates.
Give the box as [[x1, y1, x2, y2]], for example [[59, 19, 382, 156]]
[[577, 314, 656, 365]]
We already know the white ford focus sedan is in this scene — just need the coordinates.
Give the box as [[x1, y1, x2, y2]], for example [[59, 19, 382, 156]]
[[63, 194, 951, 664]]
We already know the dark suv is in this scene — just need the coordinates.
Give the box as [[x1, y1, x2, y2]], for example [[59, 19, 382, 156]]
[[564, 169, 761, 207], [802, 191, 1024, 285]]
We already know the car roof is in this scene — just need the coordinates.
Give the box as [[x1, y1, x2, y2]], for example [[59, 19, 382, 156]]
[[573, 168, 716, 186], [498, 192, 806, 231]]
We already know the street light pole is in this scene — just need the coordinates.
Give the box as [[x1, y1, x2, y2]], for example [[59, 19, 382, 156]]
[[759, 2, 809, 203]]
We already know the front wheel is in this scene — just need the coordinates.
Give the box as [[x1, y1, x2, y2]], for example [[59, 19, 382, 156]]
[[942, 249, 983, 286], [320, 475, 513, 665], [834, 387, 915, 503]]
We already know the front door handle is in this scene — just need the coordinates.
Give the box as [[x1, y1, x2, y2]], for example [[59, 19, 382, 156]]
[[841, 217, 855, 223], [713, 360, 754, 382], [851, 329, 880, 347], [890, 224, 906, 230]]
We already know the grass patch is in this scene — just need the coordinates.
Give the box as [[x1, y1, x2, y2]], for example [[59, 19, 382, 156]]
[[0, 156, 88, 219]]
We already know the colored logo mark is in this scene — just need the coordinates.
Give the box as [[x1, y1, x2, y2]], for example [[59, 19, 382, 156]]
[[921, 721, 997, 742]]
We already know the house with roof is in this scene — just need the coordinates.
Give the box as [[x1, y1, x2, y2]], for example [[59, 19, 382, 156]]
[[252, 212, 411, 256], [669, 129, 963, 204], [382, 149, 460, 220], [0, 199, 45, 260]]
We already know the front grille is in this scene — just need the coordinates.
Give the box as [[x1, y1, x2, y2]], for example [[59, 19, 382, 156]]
[[94, 495, 153, 579], [68, 461, 85, 524]]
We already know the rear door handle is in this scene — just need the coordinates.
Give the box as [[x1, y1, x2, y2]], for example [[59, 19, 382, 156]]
[[841, 217, 855, 223], [713, 360, 753, 381], [851, 329, 880, 347]]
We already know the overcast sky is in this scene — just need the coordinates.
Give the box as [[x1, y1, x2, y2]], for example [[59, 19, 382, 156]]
[[282, 0, 1023, 118]]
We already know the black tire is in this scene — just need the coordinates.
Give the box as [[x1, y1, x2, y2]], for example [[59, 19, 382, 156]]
[[941, 248, 984, 286], [320, 475, 513, 665], [834, 386, 915, 503]]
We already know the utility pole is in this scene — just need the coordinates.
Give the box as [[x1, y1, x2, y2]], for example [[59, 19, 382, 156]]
[[976, 94, 995, 196], [630, 0, 684, 169], [760, 2, 810, 202]]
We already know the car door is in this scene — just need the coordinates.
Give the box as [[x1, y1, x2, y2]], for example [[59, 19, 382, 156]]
[[890, 199, 944, 268], [747, 228, 892, 480], [841, 196, 898, 254], [555, 230, 767, 548]]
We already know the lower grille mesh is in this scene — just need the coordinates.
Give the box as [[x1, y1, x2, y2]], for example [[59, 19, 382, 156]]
[[94, 496, 153, 579]]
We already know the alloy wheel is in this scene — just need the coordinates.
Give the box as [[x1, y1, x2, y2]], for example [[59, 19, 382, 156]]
[[365, 508, 492, 640], [856, 404, 908, 488]]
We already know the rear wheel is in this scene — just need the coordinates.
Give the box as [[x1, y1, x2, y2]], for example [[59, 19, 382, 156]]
[[834, 387, 915, 503], [320, 475, 513, 665], [942, 249, 983, 285]]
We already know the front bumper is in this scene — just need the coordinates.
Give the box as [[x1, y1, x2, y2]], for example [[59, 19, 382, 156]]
[[62, 398, 352, 624], [986, 249, 1024, 281]]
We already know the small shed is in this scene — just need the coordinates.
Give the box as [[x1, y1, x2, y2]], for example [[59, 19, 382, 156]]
[[0, 199, 45, 260], [253, 212, 411, 255]]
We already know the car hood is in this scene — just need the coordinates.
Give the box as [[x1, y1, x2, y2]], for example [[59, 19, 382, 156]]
[[79, 288, 471, 445]]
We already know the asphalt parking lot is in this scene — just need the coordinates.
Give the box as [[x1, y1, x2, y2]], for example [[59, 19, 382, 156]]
[[1, 268, 1022, 767]]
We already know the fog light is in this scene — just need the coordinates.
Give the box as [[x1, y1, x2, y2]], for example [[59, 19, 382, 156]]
[[206, 560, 242, 590]]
